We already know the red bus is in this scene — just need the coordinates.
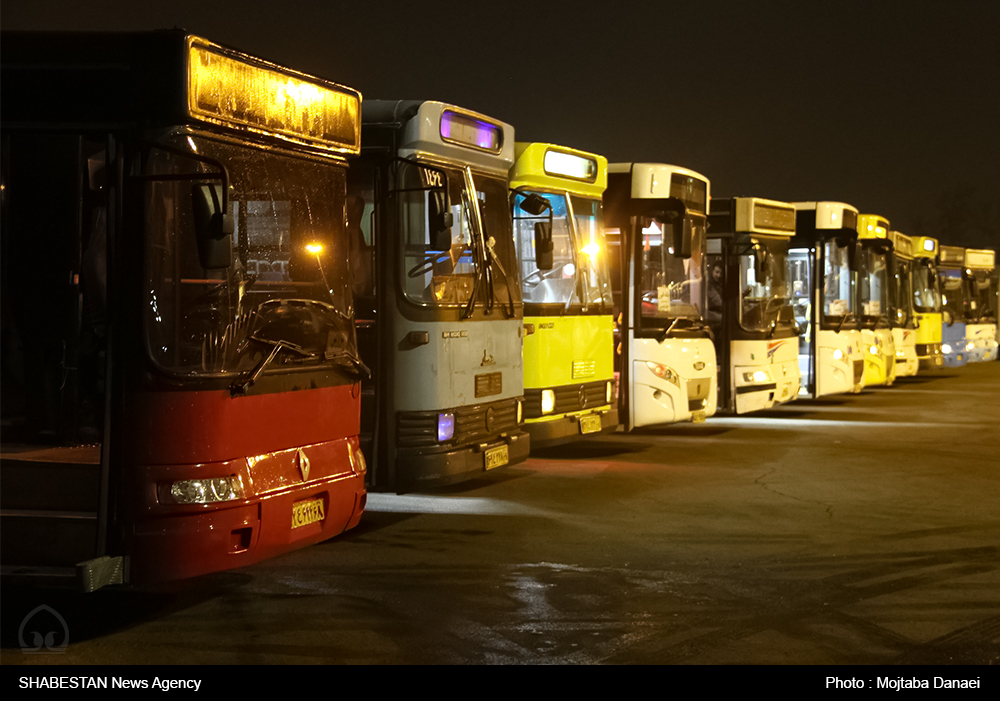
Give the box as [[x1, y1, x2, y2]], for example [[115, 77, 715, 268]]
[[1, 31, 367, 590]]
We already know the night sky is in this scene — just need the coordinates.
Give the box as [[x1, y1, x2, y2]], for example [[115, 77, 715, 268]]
[[4, 0, 998, 249]]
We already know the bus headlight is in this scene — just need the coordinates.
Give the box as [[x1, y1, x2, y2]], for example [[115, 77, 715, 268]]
[[606, 381, 613, 404], [942, 344, 952, 354], [541, 390, 555, 415], [517, 399, 523, 424], [437, 413, 455, 442], [165, 476, 244, 504], [868, 344, 879, 356], [832, 349, 845, 361], [966, 342, 975, 352], [742, 370, 770, 383], [645, 362, 680, 386]]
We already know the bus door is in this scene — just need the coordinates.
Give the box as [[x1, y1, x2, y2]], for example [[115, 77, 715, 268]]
[[788, 246, 815, 394], [2, 134, 117, 587]]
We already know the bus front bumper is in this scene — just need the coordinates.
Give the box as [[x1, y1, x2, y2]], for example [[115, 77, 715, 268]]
[[524, 407, 618, 448], [396, 430, 530, 492]]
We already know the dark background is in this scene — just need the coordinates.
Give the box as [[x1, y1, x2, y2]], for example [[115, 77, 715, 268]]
[[3, 0, 998, 249]]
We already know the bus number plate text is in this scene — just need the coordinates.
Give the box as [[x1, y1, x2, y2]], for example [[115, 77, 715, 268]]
[[292, 498, 325, 529], [579, 414, 602, 434], [484, 445, 508, 470]]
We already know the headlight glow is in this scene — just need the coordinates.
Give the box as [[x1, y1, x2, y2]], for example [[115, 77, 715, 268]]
[[942, 344, 952, 354], [541, 390, 555, 415], [516, 400, 523, 424], [868, 344, 879, 356], [832, 349, 845, 361], [437, 413, 455, 442], [606, 381, 613, 404], [167, 476, 244, 504], [742, 370, 770, 383]]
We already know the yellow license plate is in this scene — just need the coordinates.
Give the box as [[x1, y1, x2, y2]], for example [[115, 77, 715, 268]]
[[579, 414, 602, 434], [484, 445, 508, 470], [691, 409, 706, 423], [291, 498, 325, 529]]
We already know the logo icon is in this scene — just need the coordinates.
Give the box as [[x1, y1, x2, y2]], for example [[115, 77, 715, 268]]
[[297, 448, 311, 481], [19, 605, 68, 654]]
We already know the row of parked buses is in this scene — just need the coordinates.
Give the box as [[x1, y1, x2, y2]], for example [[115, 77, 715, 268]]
[[2, 32, 998, 591]]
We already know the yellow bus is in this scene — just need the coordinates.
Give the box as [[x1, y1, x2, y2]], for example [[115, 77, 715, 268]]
[[964, 249, 998, 362], [856, 215, 897, 386], [510, 143, 618, 445], [887, 231, 919, 376], [912, 236, 944, 370]]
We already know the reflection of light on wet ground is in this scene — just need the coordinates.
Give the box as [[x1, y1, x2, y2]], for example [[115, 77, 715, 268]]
[[365, 494, 548, 515], [707, 417, 990, 429]]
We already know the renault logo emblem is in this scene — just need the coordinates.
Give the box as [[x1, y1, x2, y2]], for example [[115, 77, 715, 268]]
[[297, 448, 311, 482]]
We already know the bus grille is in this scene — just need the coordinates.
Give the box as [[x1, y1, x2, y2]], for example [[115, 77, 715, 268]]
[[524, 380, 609, 419], [397, 398, 521, 448]]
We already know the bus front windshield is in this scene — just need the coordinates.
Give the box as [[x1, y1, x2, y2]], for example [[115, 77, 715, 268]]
[[513, 192, 612, 311], [143, 134, 357, 378], [738, 236, 793, 333], [912, 260, 941, 312], [939, 270, 967, 323], [821, 238, 856, 326], [638, 214, 706, 323], [969, 270, 998, 322], [893, 258, 913, 327], [859, 245, 891, 328], [399, 163, 517, 312]]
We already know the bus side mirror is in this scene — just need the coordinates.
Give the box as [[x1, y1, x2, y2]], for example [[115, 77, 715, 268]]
[[192, 184, 234, 269], [534, 221, 554, 271]]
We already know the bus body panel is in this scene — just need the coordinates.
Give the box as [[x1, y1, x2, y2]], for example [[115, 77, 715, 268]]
[[892, 328, 919, 376], [629, 337, 717, 427], [815, 329, 863, 396], [522, 313, 617, 443], [941, 321, 969, 367], [129, 436, 364, 583], [966, 323, 998, 362], [914, 311, 943, 369], [861, 328, 896, 386], [730, 339, 801, 414], [392, 317, 524, 411]]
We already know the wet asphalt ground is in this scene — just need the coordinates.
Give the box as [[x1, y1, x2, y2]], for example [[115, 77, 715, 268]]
[[2, 362, 998, 667]]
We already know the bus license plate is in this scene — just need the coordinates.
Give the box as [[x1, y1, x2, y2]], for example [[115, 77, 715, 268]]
[[579, 414, 602, 434], [484, 445, 508, 470], [292, 498, 325, 529], [691, 410, 707, 423]]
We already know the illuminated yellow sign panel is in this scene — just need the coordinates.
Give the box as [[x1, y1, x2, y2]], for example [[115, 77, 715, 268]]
[[187, 38, 361, 155]]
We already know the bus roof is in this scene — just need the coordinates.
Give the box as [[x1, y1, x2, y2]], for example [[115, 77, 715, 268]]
[[857, 214, 890, 240], [363, 100, 514, 176], [1, 30, 361, 156], [890, 231, 914, 260], [965, 248, 996, 270], [939, 245, 966, 268], [707, 197, 796, 238], [510, 143, 607, 198]]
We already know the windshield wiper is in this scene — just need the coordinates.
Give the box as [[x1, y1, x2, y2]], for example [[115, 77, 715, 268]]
[[657, 316, 684, 342], [324, 349, 371, 380], [230, 336, 317, 394]]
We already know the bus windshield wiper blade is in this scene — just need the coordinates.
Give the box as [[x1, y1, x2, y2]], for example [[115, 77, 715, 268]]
[[658, 316, 683, 342], [231, 336, 316, 394], [325, 349, 372, 380]]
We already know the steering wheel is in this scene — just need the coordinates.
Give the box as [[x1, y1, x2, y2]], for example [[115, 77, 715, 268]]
[[407, 247, 470, 279]]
